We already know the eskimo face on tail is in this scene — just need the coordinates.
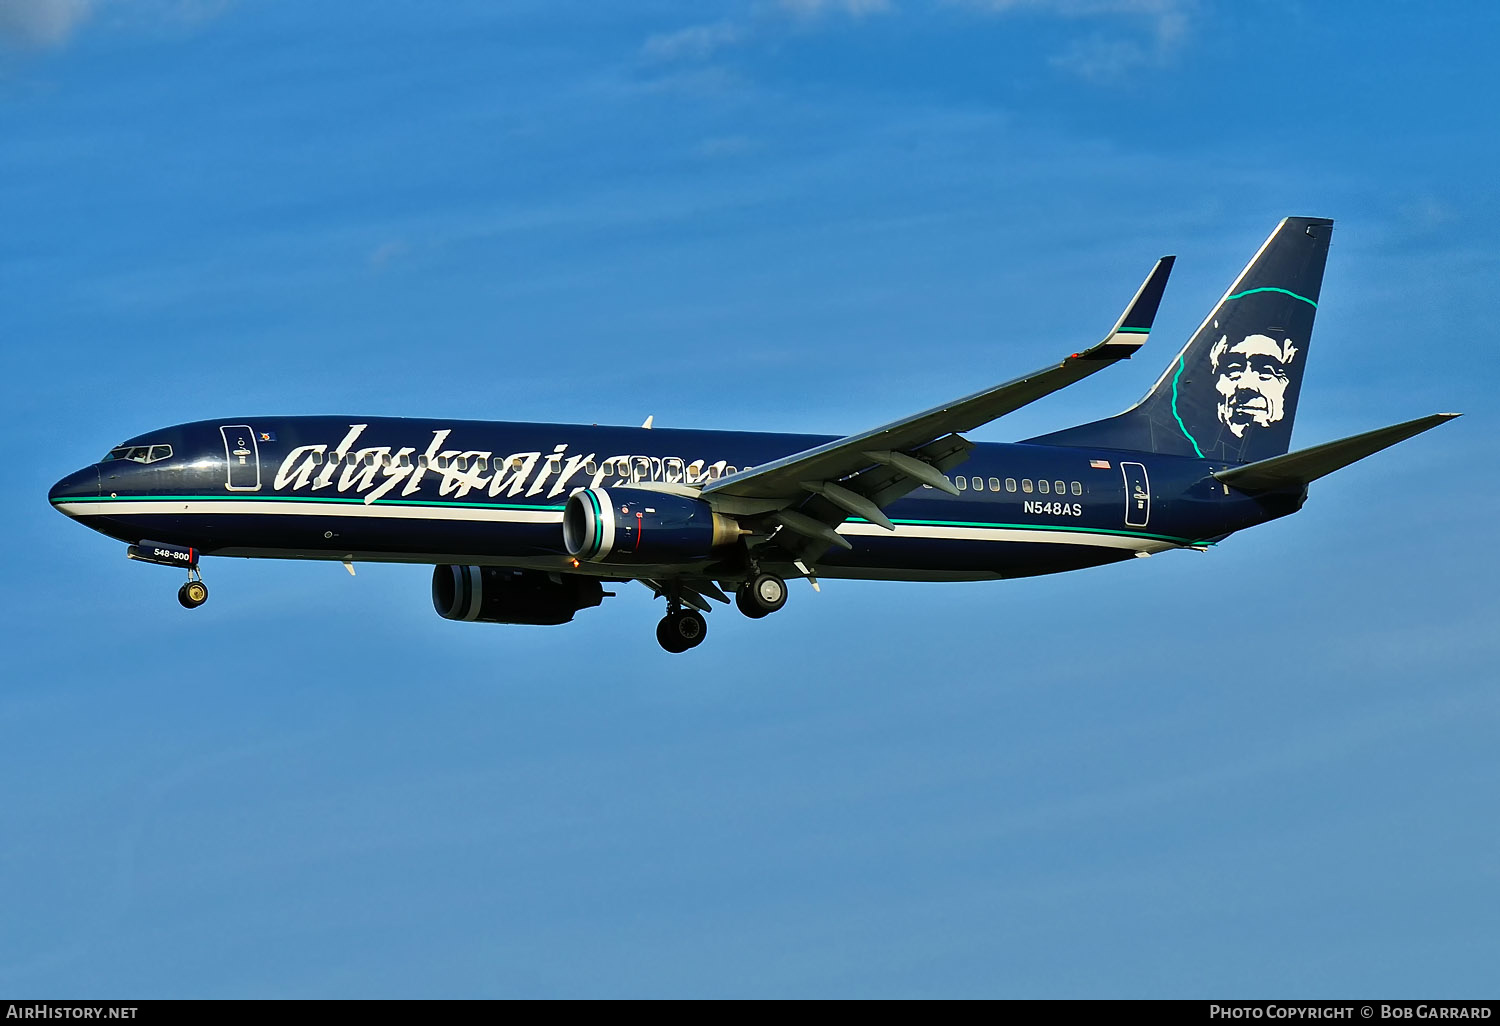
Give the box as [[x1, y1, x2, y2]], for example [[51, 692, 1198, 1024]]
[[1210, 332, 1299, 438]]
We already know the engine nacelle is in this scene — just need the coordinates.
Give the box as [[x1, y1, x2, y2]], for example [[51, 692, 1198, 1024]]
[[432, 566, 605, 626], [563, 486, 741, 563]]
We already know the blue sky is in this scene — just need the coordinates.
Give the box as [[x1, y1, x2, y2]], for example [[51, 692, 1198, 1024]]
[[3, 0, 1497, 998]]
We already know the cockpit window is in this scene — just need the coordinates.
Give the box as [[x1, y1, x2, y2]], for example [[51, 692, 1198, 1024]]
[[102, 444, 172, 464]]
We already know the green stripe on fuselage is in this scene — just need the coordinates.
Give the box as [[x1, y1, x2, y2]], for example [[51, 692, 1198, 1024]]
[[874, 517, 1194, 545]]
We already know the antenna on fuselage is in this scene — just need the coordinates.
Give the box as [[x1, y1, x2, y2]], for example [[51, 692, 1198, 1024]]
[[641, 415, 654, 429]]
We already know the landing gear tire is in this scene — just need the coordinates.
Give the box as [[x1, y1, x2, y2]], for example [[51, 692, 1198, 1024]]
[[178, 580, 208, 609], [736, 573, 786, 618], [656, 609, 707, 653]]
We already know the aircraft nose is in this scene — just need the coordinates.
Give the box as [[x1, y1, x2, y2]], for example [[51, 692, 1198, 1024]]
[[49, 466, 100, 510]]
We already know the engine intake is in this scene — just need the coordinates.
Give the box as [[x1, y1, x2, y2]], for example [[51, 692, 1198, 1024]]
[[563, 486, 741, 563], [432, 566, 605, 626]]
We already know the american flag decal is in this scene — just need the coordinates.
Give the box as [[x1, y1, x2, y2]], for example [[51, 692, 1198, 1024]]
[[1090, 459, 1110, 469]]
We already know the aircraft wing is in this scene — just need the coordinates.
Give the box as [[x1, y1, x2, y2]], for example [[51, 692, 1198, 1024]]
[[699, 256, 1175, 561]]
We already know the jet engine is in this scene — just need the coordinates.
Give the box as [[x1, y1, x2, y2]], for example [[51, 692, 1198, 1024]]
[[563, 486, 742, 563], [432, 566, 606, 626]]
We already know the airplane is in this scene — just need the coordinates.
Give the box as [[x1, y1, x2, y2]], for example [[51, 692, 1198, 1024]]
[[49, 217, 1458, 653]]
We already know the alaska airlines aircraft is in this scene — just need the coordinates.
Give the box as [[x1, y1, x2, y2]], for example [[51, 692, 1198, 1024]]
[[49, 218, 1457, 652]]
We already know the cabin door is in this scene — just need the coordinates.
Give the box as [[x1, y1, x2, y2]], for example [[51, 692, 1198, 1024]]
[[221, 424, 262, 491], [1121, 461, 1150, 528]]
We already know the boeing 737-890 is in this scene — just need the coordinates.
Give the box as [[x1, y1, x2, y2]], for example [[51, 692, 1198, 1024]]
[[49, 218, 1457, 651]]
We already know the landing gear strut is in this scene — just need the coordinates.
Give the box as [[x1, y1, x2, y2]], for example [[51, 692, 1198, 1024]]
[[177, 569, 208, 609], [657, 608, 707, 653], [735, 572, 787, 619]]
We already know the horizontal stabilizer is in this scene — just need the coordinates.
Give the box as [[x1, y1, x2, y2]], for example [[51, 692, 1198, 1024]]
[[1213, 413, 1460, 492]]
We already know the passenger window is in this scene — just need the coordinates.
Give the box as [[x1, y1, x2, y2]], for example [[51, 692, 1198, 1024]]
[[725, 466, 738, 476], [954, 476, 966, 490], [1038, 480, 1049, 494], [708, 465, 721, 481], [1022, 479, 1033, 493], [585, 460, 598, 476], [1055, 481, 1065, 495], [665, 458, 684, 483], [417, 456, 429, 469], [399, 454, 411, 468], [366, 453, 378, 468], [632, 457, 651, 482], [1005, 478, 1017, 492], [1071, 481, 1082, 496], [988, 477, 1001, 492], [311, 452, 323, 466], [435, 456, 448, 470], [971, 476, 983, 491]]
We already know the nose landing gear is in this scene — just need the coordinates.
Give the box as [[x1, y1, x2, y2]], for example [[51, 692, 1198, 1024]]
[[177, 569, 208, 609]]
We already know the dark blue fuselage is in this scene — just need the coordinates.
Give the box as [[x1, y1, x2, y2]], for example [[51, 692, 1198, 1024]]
[[49, 416, 1302, 582]]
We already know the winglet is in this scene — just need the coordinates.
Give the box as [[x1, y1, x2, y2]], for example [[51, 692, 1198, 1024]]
[[1074, 255, 1175, 361], [1214, 413, 1460, 492]]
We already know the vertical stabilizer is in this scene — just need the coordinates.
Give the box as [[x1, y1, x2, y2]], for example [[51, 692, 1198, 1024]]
[[1028, 217, 1333, 463]]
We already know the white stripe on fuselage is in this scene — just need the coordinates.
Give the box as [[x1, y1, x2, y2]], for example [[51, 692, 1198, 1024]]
[[56, 498, 1173, 553], [58, 499, 560, 524]]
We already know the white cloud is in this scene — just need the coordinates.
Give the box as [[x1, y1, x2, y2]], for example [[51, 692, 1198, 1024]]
[[955, 0, 1194, 81], [369, 241, 408, 269], [640, 0, 1193, 80], [1048, 34, 1155, 81], [641, 21, 744, 63], [0, 0, 94, 49], [695, 134, 760, 159], [780, 0, 894, 16], [0, 0, 233, 53]]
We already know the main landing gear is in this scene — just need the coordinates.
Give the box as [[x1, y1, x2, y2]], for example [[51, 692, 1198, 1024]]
[[177, 569, 209, 609], [656, 608, 708, 653], [653, 571, 788, 653], [735, 572, 787, 619]]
